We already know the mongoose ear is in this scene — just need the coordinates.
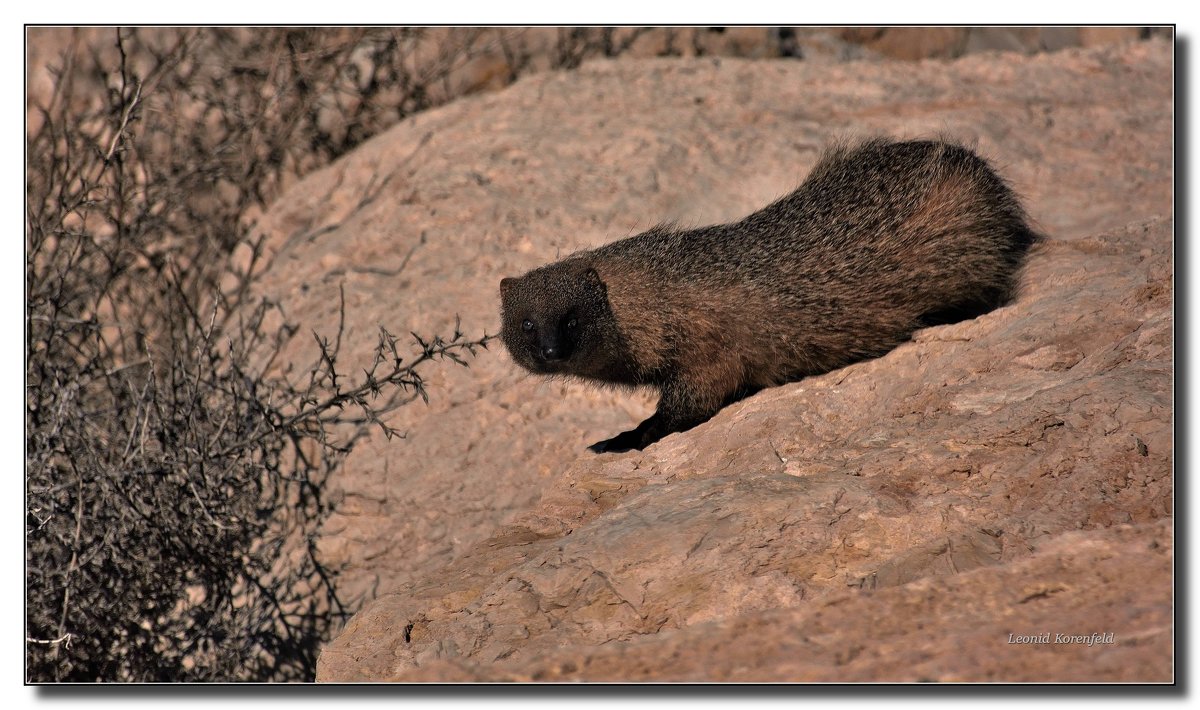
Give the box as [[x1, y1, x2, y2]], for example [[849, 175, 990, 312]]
[[582, 267, 606, 293], [500, 277, 516, 297]]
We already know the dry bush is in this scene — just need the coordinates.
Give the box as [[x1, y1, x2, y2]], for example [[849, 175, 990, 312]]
[[25, 27, 495, 682]]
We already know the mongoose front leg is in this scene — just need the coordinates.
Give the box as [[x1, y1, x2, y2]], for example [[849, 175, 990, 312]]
[[589, 376, 735, 453], [588, 414, 661, 453]]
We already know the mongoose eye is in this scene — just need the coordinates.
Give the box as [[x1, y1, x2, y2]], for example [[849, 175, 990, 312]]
[[522, 319, 535, 332]]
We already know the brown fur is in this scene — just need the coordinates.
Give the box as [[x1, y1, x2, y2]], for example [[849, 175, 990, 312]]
[[499, 138, 1041, 452]]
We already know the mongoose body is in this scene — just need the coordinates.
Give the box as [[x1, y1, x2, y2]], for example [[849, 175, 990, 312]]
[[500, 139, 1040, 452]]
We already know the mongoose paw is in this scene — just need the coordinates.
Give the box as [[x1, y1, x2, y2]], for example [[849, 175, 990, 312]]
[[588, 429, 645, 454]]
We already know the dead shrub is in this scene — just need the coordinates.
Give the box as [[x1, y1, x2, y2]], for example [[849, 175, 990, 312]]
[[25, 27, 493, 682]]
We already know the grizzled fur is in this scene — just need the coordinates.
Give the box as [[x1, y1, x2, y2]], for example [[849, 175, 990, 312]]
[[500, 138, 1041, 452]]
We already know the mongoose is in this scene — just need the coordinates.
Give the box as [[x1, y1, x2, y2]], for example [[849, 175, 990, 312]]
[[499, 138, 1040, 452]]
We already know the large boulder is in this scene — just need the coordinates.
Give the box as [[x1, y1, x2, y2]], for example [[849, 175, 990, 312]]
[[246, 39, 1171, 682]]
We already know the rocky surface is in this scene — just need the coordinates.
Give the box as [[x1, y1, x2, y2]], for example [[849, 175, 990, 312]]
[[244, 39, 1172, 682], [343, 522, 1173, 682]]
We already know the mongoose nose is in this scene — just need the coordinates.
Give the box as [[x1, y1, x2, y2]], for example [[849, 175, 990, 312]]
[[541, 345, 561, 361]]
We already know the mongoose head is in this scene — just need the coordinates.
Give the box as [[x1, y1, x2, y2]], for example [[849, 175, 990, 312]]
[[499, 261, 619, 377]]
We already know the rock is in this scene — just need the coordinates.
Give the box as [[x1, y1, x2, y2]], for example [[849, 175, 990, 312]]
[[1079, 27, 1147, 47], [839, 26, 970, 59], [813, 26, 1166, 61], [370, 522, 1173, 682], [246, 39, 1171, 682]]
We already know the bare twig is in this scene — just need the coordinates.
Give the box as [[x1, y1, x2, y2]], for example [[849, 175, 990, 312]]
[[27, 633, 74, 648]]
